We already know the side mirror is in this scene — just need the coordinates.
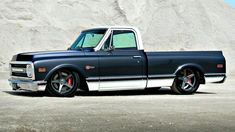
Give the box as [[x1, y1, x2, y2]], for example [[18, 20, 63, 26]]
[[103, 45, 115, 52], [108, 45, 115, 51]]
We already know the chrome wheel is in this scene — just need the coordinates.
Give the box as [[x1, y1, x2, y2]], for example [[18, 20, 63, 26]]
[[171, 68, 200, 94], [46, 69, 80, 97]]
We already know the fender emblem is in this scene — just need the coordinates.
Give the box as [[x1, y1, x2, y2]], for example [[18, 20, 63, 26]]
[[85, 65, 95, 70]]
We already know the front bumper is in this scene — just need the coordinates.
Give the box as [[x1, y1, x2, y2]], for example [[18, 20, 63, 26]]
[[8, 78, 47, 91]]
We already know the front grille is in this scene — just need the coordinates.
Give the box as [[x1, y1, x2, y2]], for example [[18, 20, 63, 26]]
[[10, 61, 35, 80], [11, 64, 27, 68], [11, 63, 27, 77], [12, 72, 28, 77]]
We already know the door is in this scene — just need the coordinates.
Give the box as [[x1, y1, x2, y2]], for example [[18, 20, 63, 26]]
[[98, 29, 146, 91]]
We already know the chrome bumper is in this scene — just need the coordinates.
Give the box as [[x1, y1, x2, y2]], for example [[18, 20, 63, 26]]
[[8, 78, 47, 91], [205, 73, 226, 83]]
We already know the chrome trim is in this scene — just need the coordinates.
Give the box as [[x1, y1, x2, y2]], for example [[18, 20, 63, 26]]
[[86, 77, 99, 81], [148, 74, 176, 78], [205, 76, 226, 83], [133, 56, 142, 59], [8, 78, 46, 91], [204, 73, 226, 76], [86, 76, 144, 81], [10, 61, 35, 80], [100, 75, 143, 80], [204, 73, 226, 83], [11, 67, 25, 73], [11, 76, 35, 81], [10, 61, 33, 65]]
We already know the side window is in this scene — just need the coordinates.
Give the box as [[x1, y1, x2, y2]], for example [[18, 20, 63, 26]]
[[112, 30, 137, 49]]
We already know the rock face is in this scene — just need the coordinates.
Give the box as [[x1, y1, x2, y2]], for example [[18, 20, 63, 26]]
[[0, 0, 234, 75]]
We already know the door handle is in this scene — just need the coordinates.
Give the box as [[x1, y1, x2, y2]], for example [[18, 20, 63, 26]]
[[132, 56, 142, 59]]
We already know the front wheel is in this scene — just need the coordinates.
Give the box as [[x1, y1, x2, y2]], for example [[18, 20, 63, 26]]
[[171, 68, 200, 94], [46, 69, 80, 97]]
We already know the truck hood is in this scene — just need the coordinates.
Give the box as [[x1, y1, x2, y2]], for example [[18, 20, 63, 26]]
[[12, 50, 85, 62]]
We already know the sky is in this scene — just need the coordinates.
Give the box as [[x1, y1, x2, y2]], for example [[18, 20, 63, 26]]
[[224, 0, 235, 8]]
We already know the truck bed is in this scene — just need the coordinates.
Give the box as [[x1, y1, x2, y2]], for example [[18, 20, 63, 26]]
[[145, 51, 225, 76]]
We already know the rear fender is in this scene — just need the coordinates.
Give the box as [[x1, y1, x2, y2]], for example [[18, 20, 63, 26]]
[[174, 63, 205, 84]]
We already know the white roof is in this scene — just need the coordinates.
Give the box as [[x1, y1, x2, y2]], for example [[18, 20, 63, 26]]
[[92, 26, 137, 29], [90, 26, 144, 50]]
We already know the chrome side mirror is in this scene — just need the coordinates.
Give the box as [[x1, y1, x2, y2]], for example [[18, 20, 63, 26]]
[[103, 45, 115, 52], [108, 45, 115, 51]]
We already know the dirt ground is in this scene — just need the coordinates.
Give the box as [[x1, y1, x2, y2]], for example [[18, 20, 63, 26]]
[[0, 75, 234, 132]]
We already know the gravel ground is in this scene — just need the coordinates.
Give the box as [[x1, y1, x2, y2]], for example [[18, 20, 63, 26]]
[[0, 76, 235, 132]]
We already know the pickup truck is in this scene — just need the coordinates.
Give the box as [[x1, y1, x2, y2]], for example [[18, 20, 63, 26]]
[[9, 26, 226, 97]]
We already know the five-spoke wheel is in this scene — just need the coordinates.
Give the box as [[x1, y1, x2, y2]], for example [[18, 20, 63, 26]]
[[46, 69, 80, 97], [171, 68, 200, 94]]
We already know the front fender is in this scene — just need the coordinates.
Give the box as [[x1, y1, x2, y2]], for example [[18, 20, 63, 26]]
[[44, 64, 86, 81]]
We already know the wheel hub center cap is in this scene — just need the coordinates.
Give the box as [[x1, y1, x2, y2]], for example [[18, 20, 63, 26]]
[[60, 79, 66, 84], [183, 77, 188, 82]]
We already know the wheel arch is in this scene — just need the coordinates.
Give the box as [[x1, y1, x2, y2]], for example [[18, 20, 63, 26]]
[[44, 64, 89, 91], [174, 63, 205, 84]]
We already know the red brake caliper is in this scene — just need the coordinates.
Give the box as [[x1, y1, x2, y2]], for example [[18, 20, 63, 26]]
[[68, 77, 73, 86], [188, 79, 192, 84], [187, 75, 192, 84]]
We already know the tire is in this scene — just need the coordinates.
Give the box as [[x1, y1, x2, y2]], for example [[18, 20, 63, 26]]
[[46, 69, 80, 97], [171, 68, 200, 94]]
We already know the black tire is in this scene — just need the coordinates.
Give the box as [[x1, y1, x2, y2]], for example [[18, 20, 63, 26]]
[[46, 69, 80, 97], [171, 68, 200, 94]]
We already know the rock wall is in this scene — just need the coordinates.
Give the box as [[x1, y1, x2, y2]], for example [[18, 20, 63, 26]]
[[0, 0, 234, 75]]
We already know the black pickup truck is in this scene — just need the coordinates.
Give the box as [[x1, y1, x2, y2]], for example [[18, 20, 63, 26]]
[[9, 26, 226, 97]]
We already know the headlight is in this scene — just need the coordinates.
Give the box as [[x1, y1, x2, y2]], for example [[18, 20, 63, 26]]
[[26, 64, 33, 77]]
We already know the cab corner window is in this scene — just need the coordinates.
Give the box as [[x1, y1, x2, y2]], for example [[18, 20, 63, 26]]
[[112, 30, 137, 50]]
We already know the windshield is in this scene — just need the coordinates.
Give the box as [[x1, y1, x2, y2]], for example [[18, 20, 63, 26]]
[[70, 29, 107, 50]]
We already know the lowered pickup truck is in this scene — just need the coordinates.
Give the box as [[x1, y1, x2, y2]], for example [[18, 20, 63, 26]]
[[9, 26, 226, 97]]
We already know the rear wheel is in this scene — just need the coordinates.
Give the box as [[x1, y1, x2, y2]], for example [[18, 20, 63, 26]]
[[46, 69, 80, 97], [171, 68, 200, 94]]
